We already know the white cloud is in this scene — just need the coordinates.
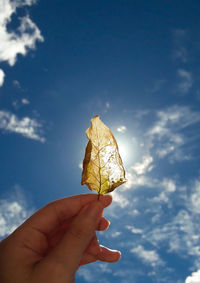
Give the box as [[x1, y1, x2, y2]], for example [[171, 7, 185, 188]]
[[153, 178, 176, 203], [126, 225, 143, 234], [21, 98, 30, 104], [124, 168, 177, 204], [131, 155, 154, 175], [0, 0, 43, 66], [106, 175, 200, 276], [0, 69, 5, 87], [0, 110, 45, 142], [131, 209, 140, 216], [131, 245, 163, 267], [185, 270, 200, 283], [77, 268, 94, 282], [149, 106, 200, 135], [111, 190, 129, 208], [156, 145, 175, 158], [123, 171, 154, 190], [77, 263, 111, 283], [97, 262, 112, 274], [111, 231, 121, 238], [147, 105, 200, 161], [0, 197, 31, 238], [162, 178, 176, 192], [190, 181, 200, 214], [117, 125, 127, 133], [146, 207, 200, 262]]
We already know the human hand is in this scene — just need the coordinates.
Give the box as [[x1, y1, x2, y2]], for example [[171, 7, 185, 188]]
[[0, 194, 120, 283]]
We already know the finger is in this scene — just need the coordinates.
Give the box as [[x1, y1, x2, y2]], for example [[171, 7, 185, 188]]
[[49, 231, 100, 256], [98, 246, 121, 262], [80, 245, 121, 266], [97, 217, 110, 231], [43, 197, 110, 274], [48, 217, 110, 251], [21, 194, 112, 236]]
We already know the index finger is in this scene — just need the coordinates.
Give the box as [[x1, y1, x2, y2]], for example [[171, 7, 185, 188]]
[[20, 194, 112, 236]]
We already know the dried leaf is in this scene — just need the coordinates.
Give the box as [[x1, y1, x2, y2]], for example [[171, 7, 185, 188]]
[[81, 115, 126, 196]]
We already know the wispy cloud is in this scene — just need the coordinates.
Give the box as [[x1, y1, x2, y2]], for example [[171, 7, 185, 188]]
[[105, 102, 110, 109], [147, 105, 200, 162], [78, 263, 111, 283], [172, 28, 188, 63], [111, 190, 129, 208], [78, 268, 94, 282], [0, 201, 26, 237], [177, 69, 193, 94], [123, 172, 151, 189], [12, 97, 30, 110], [126, 225, 143, 234], [109, 176, 200, 277], [0, 69, 5, 87], [13, 80, 21, 89], [110, 231, 121, 238], [150, 79, 166, 93], [131, 155, 154, 175], [139, 177, 200, 269], [0, 187, 33, 239], [146, 206, 200, 262], [79, 104, 200, 282], [0, 110, 45, 142], [174, 46, 187, 63], [190, 180, 200, 214], [153, 178, 176, 203], [131, 245, 164, 267]]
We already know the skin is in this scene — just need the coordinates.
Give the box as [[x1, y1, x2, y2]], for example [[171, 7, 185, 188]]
[[0, 194, 121, 283]]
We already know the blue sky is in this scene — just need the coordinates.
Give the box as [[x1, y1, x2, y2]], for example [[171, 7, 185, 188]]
[[1, 0, 200, 282]]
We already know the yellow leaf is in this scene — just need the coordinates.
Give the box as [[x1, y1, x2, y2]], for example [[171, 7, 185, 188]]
[[81, 115, 126, 196]]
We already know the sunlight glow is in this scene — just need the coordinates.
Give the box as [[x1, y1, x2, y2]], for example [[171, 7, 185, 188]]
[[117, 138, 130, 164]]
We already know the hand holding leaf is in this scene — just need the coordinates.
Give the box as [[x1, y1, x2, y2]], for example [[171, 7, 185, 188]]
[[81, 115, 126, 197]]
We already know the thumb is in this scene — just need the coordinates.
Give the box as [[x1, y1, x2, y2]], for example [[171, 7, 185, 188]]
[[45, 196, 111, 274]]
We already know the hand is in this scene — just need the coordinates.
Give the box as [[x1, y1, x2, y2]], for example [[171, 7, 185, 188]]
[[0, 194, 121, 283]]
